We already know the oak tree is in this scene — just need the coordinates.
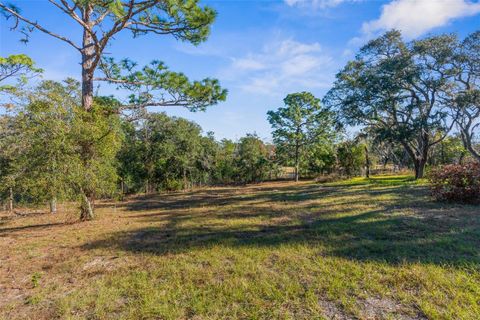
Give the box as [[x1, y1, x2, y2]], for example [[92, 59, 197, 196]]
[[452, 31, 480, 162], [325, 31, 457, 179]]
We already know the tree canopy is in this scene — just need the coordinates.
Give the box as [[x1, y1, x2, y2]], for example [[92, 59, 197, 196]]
[[0, 0, 227, 111], [0, 54, 41, 105], [452, 31, 480, 162], [323, 30, 478, 178], [0, 80, 123, 217], [268, 91, 337, 182]]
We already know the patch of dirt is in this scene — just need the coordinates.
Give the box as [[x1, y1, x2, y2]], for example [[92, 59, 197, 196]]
[[319, 300, 352, 320], [361, 297, 427, 320], [319, 297, 427, 320], [0, 287, 25, 307]]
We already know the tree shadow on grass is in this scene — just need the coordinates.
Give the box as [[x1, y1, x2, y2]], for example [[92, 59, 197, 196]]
[[0, 221, 77, 236], [83, 177, 480, 267], [119, 187, 368, 215], [115, 182, 345, 213]]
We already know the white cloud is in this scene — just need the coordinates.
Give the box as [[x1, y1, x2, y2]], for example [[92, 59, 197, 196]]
[[242, 76, 280, 95], [220, 39, 335, 96], [276, 39, 322, 55], [362, 0, 480, 39], [281, 54, 324, 76]]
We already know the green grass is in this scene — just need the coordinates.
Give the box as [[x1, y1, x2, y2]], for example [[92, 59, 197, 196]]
[[2, 175, 480, 319]]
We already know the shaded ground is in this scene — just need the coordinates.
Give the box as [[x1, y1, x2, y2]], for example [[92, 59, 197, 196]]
[[0, 175, 479, 319]]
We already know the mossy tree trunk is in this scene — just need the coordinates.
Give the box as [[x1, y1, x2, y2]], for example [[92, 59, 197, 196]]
[[80, 192, 94, 221]]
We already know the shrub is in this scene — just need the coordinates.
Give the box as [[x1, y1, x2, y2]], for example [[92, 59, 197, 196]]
[[162, 178, 185, 191], [428, 163, 480, 203]]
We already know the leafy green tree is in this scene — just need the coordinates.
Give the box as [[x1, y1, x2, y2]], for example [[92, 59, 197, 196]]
[[0, 113, 20, 212], [0, 80, 122, 219], [71, 99, 123, 220], [235, 134, 273, 183], [428, 135, 468, 166], [118, 113, 209, 192], [268, 92, 336, 182], [1, 80, 76, 213], [354, 131, 379, 178], [304, 142, 336, 175], [336, 140, 364, 176], [117, 120, 145, 194], [10, 80, 80, 213], [325, 31, 457, 179], [118, 114, 166, 193], [195, 132, 220, 186], [0, 54, 40, 212], [213, 139, 237, 183], [0, 0, 226, 111], [0, 54, 41, 91], [167, 117, 203, 190]]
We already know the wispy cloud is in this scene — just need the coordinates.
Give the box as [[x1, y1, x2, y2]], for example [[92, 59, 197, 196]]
[[362, 0, 480, 39], [220, 39, 336, 96], [284, 0, 357, 9], [231, 58, 266, 72]]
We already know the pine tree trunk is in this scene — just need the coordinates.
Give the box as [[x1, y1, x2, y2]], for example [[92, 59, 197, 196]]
[[79, 6, 95, 221], [82, 63, 94, 111], [50, 197, 57, 214], [81, 5, 95, 111]]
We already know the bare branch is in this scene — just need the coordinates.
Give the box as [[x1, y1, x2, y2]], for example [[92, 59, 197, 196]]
[[0, 3, 81, 51]]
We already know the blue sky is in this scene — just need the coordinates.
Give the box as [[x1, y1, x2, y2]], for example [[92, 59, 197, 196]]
[[1, 0, 479, 141]]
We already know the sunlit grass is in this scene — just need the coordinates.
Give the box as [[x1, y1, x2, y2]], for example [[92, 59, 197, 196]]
[[1, 175, 479, 319]]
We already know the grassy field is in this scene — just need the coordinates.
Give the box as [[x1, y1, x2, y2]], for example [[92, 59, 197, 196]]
[[1, 175, 479, 319]]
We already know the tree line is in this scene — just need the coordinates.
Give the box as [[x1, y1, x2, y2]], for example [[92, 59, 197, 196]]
[[2, 78, 472, 218], [0, 81, 335, 215]]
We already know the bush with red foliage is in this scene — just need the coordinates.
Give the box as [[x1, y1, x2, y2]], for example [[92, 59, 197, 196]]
[[428, 162, 480, 203]]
